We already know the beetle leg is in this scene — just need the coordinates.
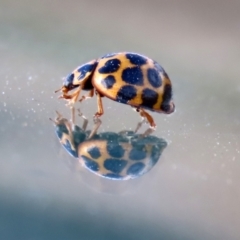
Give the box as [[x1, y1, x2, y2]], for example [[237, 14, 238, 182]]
[[70, 107, 89, 131], [88, 118, 102, 139], [70, 107, 76, 125], [49, 111, 68, 126], [70, 86, 82, 104], [53, 110, 74, 140], [134, 117, 145, 133], [135, 107, 156, 132], [55, 111, 62, 119], [141, 127, 155, 137], [79, 89, 94, 102], [59, 86, 82, 105], [94, 91, 104, 118], [77, 109, 88, 131]]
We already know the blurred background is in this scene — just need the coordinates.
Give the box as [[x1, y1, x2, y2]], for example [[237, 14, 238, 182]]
[[0, 0, 240, 239]]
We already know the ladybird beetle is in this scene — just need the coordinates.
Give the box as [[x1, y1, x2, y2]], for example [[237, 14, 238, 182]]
[[51, 110, 167, 180], [56, 52, 175, 129]]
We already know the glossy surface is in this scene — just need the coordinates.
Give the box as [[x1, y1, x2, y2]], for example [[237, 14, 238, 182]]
[[53, 113, 167, 180]]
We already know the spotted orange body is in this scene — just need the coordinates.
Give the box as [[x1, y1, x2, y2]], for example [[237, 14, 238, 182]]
[[56, 52, 175, 128]]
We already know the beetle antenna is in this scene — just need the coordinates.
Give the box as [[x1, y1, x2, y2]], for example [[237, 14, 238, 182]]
[[49, 117, 58, 125], [55, 87, 62, 93]]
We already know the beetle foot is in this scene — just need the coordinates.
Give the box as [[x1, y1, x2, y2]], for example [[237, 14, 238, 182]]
[[93, 117, 102, 125], [79, 96, 86, 102], [88, 117, 102, 139], [49, 111, 70, 126], [94, 112, 103, 118], [77, 109, 88, 131]]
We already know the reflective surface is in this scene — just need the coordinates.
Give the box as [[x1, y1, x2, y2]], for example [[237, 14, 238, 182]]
[[52, 111, 167, 180], [1, 0, 240, 239]]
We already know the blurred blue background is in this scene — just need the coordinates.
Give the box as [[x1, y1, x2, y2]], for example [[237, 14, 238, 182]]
[[0, 0, 240, 239]]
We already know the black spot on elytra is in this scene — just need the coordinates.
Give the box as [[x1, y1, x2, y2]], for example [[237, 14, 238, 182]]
[[101, 53, 117, 59], [127, 162, 145, 176], [87, 146, 101, 159], [126, 53, 147, 66], [98, 59, 121, 74], [154, 61, 164, 72], [154, 61, 169, 78], [81, 155, 99, 172], [161, 84, 173, 112], [107, 143, 125, 158], [64, 73, 75, 90], [122, 67, 144, 85], [116, 85, 137, 104], [147, 68, 162, 88], [129, 147, 147, 160], [101, 75, 116, 89], [77, 62, 97, 80], [141, 88, 158, 109], [104, 158, 128, 173]]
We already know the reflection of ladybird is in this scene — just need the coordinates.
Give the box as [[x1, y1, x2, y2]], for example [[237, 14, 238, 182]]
[[51, 111, 167, 180], [56, 52, 175, 128]]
